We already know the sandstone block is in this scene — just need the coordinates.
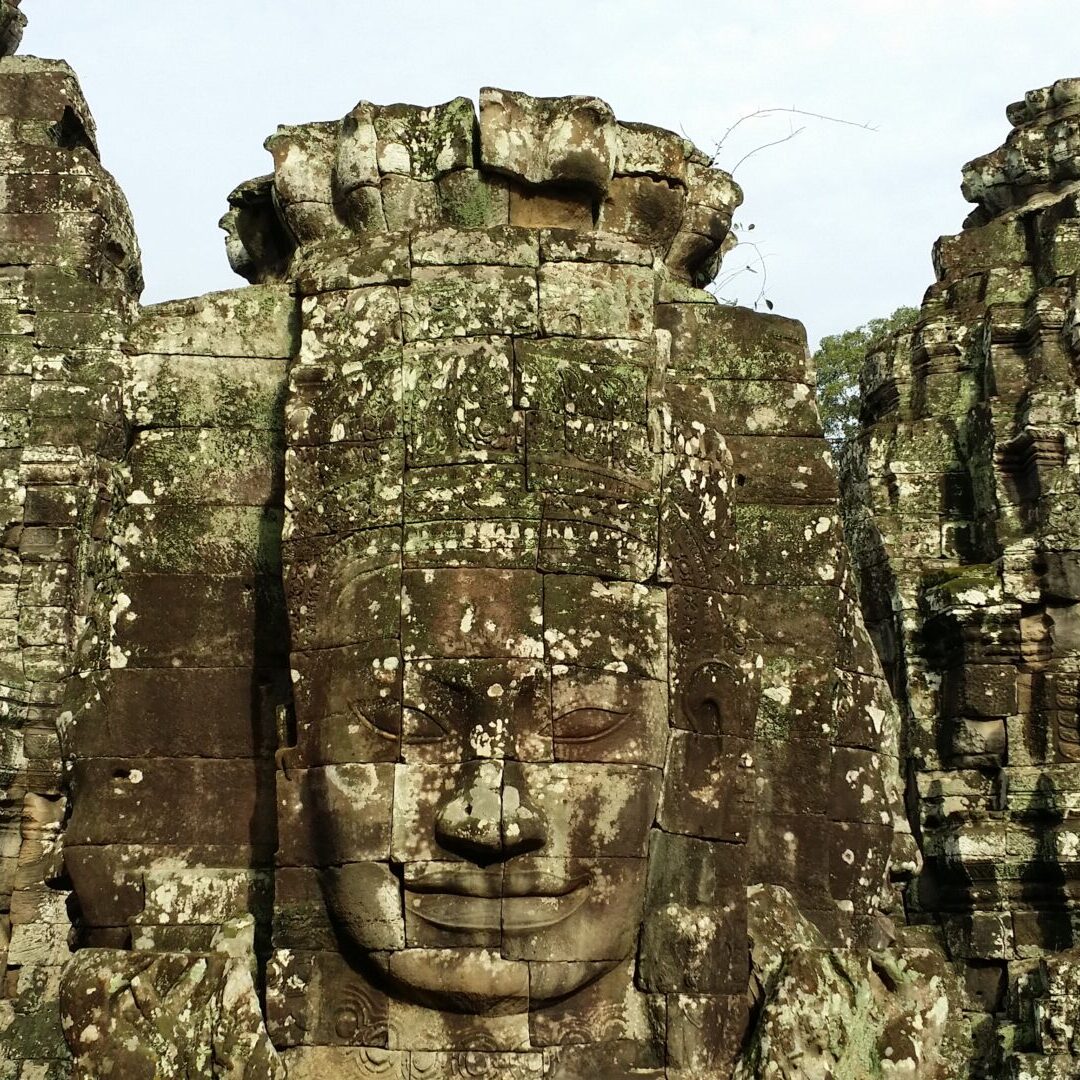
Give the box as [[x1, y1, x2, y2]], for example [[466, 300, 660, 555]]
[[479, 87, 617, 194], [401, 566, 543, 660], [285, 538, 399, 650], [373, 97, 475, 181], [404, 337, 521, 466], [64, 665, 284, 759], [659, 731, 755, 842], [111, 572, 287, 668], [539, 262, 654, 339], [276, 763, 394, 866], [538, 493, 658, 582], [401, 657, 551, 764], [128, 286, 298, 359], [401, 264, 537, 341], [599, 175, 685, 252], [437, 168, 510, 229], [638, 890, 747, 994], [291, 640, 401, 766], [551, 668, 667, 767], [543, 573, 667, 679], [615, 121, 699, 184], [412, 224, 538, 268], [66, 758, 276, 848]]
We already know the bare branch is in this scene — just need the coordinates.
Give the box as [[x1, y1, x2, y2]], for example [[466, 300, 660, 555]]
[[710, 240, 772, 309], [731, 126, 806, 174], [773, 106, 878, 133], [739, 239, 771, 309], [711, 106, 878, 164]]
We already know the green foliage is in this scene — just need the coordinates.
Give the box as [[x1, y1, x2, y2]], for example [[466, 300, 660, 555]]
[[813, 305, 919, 444]]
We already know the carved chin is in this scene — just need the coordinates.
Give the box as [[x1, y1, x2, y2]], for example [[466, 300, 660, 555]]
[[320, 863, 627, 1010], [374, 948, 531, 1015], [369, 949, 619, 1015]]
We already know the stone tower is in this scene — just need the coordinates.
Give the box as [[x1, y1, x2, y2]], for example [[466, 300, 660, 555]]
[[845, 77, 1080, 1078]]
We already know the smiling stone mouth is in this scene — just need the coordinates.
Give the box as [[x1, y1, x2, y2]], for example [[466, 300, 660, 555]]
[[403, 869, 591, 932]]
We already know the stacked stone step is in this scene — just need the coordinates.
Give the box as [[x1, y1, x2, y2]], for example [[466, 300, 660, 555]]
[[0, 43, 141, 1075], [844, 77, 1080, 1076]]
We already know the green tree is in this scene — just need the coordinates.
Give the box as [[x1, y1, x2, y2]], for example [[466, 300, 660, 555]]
[[813, 305, 919, 445]]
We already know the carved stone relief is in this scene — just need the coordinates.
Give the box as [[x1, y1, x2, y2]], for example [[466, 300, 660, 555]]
[[4, 12, 1054, 1077]]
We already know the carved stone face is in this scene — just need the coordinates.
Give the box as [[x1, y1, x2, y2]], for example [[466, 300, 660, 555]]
[[276, 242, 764, 1028], [265, 89, 764, 1047], [308, 563, 668, 1010]]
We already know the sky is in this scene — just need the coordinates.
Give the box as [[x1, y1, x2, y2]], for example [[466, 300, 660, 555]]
[[19, 1, 1080, 350]]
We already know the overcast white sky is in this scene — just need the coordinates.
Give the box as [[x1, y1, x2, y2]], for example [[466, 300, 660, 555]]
[[20, 1, 1080, 349]]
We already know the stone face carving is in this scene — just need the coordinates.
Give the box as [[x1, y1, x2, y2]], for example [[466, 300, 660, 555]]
[[8, 14, 1074, 1078], [262, 94, 752, 1066], [213, 88, 918, 1074]]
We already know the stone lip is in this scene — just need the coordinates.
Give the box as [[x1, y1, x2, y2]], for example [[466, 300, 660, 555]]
[[0, 0, 24, 57], [220, 87, 743, 289], [404, 866, 592, 932], [478, 86, 619, 194]]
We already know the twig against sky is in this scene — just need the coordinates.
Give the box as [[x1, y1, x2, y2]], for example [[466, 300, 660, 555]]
[[731, 126, 806, 174], [711, 106, 878, 166], [712, 238, 772, 310]]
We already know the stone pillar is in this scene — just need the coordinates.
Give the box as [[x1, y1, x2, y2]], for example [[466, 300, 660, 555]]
[[0, 42, 142, 1073]]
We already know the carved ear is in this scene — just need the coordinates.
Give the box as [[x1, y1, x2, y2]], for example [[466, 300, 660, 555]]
[[680, 658, 761, 738]]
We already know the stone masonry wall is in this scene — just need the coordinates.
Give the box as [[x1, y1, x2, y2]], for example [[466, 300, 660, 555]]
[[0, 47, 141, 1073], [843, 77, 1080, 1079]]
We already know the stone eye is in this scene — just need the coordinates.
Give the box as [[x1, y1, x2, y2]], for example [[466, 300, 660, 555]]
[[349, 701, 402, 742], [402, 707, 448, 744], [553, 707, 627, 743]]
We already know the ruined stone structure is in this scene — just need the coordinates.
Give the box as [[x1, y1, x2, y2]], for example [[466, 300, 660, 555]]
[[844, 78, 1080, 1078], [0, 11, 1076, 1080]]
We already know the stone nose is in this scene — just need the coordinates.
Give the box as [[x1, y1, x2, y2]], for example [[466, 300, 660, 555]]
[[434, 761, 547, 865]]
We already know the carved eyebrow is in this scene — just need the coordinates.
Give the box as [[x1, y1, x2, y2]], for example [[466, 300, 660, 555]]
[[427, 674, 473, 696]]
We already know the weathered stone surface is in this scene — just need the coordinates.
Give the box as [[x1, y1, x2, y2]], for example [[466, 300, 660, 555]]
[[840, 73, 1080, 1078], [401, 264, 538, 340], [538, 262, 654, 339], [0, 0, 25, 57], [62, 939, 284, 1079], [0, 44, 1036, 1078], [734, 887, 970, 1079], [479, 88, 617, 195], [599, 175, 685, 252], [128, 286, 297, 358]]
